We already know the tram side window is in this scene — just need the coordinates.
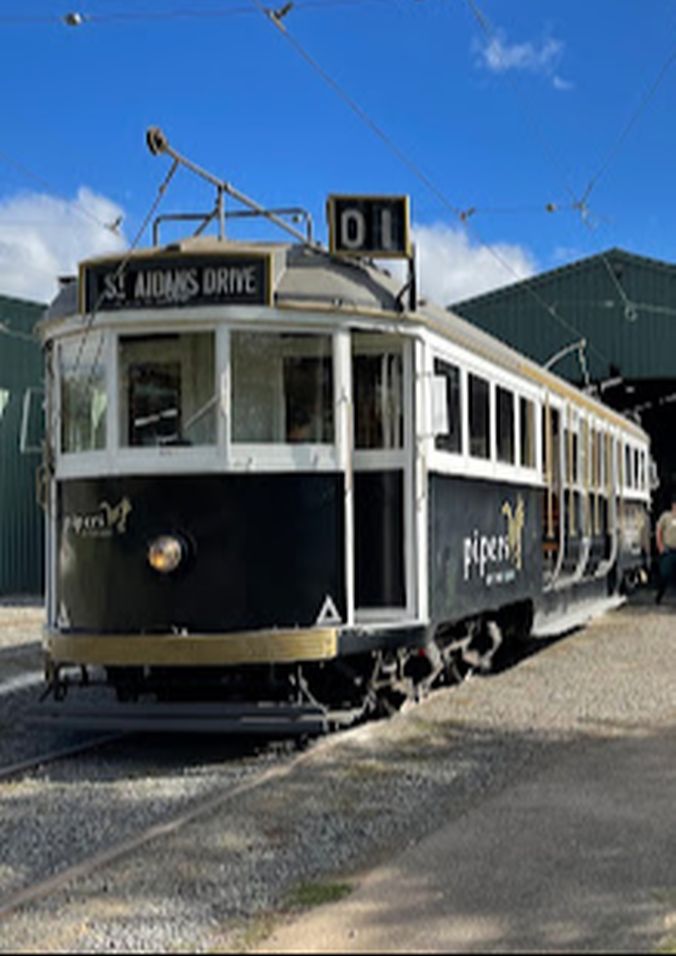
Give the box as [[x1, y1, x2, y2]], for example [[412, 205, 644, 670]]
[[496, 386, 515, 464], [625, 444, 632, 488], [60, 335, 107, 453], [231, 332, 334, 443], [520, 397, 536, 468], [353, 341, 403, 450], [119, 332, 216, 447], [572, 431, 579, 484], [617, 441, 624, 487], [468, 373, 490, 459], [433, 358, 461, 454]]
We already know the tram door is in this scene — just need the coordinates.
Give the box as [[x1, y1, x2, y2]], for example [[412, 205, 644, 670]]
[[352, 333, 414, 619]]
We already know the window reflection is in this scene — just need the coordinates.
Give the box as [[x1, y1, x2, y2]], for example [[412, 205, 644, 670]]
[[468, 374, 489, 459], [119, 332, 216, 447], [231, 332, 334, 443], [496, 386, 514, 464], [353, 336, 403, 450], [520, 397, 536, 468], [60, 335, 106, 453], [433, 358, 462, 454]]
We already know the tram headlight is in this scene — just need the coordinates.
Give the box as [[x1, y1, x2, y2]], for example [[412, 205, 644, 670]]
[[147, 535, 184, 574]]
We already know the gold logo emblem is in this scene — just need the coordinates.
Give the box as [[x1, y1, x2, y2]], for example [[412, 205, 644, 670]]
[[64, 497, 132, 537], [501, 496, 525, 571]]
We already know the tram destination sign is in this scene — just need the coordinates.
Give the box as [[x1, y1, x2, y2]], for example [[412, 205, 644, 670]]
[[80, 252, 272, 313], [327, 194, 411, 259]]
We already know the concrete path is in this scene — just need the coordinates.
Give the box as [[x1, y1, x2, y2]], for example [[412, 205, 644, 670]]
[[258, 722, 676, 952]]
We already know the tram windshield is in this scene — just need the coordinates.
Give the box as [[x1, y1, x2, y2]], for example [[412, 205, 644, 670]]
[[119, 332, 216, 447], [231, 332, 334, 443], [60, 335, 107, 453]]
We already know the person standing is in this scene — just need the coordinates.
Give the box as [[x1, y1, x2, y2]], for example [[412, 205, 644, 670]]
[[655, 492, 676, 603]]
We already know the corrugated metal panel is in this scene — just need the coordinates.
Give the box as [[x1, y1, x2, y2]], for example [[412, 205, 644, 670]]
[[451, 249, 676, 385], [0, 294, 45, 596]]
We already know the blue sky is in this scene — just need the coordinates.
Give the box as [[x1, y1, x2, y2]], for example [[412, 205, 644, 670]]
[[0, 0, 675, 304]]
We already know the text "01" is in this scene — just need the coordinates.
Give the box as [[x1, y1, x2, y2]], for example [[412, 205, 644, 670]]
[[327, 195, 410, 259]]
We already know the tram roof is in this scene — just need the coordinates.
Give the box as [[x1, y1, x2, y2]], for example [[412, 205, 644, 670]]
[[43, 237, 647, 441]]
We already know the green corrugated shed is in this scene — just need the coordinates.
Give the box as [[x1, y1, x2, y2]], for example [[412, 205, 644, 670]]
[[451, 247, 676, 510], [0, 294, 45, 596], [451, 248, 676, 385]]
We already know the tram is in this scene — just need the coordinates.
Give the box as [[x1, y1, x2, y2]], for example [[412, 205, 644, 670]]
[[33, 129, 651, 733]]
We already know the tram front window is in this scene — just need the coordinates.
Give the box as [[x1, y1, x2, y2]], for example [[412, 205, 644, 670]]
[[119, 332, 216, 447], [353, 341, 403, 450], [60, 335, 107, 453], [231, 332, 334, 443]]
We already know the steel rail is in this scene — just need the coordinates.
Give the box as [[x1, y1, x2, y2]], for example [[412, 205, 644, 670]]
[[0, 734, 126, 784], [0, 738, 317, 922]]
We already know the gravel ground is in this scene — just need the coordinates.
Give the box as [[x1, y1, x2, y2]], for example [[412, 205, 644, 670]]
[[0, 593, 673, 953], [0, 604, 111, 770]]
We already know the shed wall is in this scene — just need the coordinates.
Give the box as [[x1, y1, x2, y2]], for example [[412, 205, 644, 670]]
[[0, 296, 45, 596]]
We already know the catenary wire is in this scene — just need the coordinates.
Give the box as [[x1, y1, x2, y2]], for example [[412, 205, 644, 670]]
[[579, 43, 676, 207], [460, 0, 579, 208], [0, 147, 122, 235], [250, 0, 610, 366], [70, 158, 178, 390], [0, 0, 395, 26], [455, 0, 672, 368]]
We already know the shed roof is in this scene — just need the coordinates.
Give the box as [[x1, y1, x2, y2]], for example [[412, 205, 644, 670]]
[[450, 248, 676, 385]]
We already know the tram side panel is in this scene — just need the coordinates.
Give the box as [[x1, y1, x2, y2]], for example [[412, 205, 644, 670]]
[[56, 473, 346, 633], [428, 473, 542, 627]]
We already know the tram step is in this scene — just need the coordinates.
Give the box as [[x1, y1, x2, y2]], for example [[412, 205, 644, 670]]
[[25, 700, 330, 736]]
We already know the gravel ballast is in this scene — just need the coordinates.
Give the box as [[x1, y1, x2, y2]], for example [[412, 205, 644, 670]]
[[0, 597, 674, 952]]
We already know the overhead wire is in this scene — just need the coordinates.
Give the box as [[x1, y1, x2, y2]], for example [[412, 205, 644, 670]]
[[574, 28, 676, 331], [249, 0, 466, 220], [42, 156, 179, 469], [461, 0, 580, 210], [0, 145, 125, 236], [72, 156, 178, 372], [0, 0, 394, 27], [457, 0, 676, 371], [578, 42, 676, 209], [249, 0, 609, 365]]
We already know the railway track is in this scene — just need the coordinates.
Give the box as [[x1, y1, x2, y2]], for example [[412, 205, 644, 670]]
[[0, 734, 313, 923], [0, 623, 564, 928], [0, 734, 126, 784]]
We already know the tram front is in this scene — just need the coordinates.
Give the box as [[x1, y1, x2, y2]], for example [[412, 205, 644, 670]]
[[39, 236, 425, 731]]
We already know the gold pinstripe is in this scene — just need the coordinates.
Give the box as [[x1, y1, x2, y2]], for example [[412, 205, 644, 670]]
[[46, 628, 338, 667]]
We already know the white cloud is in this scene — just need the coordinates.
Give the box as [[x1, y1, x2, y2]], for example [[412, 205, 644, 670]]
[[474, 31, 571, 89], [383, 222, 537, 307], [552, 75, 574, 92], [0, 187, 126, 303]]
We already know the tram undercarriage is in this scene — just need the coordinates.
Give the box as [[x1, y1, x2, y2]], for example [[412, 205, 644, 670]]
[[33, 600, 536, 736]]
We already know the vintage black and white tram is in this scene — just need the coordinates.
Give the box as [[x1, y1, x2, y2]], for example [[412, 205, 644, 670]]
[[34, 130, 651, 733]]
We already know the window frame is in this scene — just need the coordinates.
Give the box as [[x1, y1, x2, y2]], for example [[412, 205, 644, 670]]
[[496, 383, 515, 465], [57, 330, 110, 463], [426, 335, 542, 486], [118, 330, 218, 451], [53, 318, 345, 478], [432, 355, 463, 455]]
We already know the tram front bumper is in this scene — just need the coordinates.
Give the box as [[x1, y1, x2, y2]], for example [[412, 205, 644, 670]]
[[44, 622, 428, 668], [44, 626, 339, 668]]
